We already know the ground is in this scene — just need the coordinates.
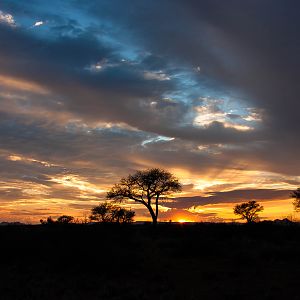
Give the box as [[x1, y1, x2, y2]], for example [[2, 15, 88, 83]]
[[0, 223, 300, 300]]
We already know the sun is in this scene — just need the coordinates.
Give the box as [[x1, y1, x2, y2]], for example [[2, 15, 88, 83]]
[[178, 219, 190, 223]]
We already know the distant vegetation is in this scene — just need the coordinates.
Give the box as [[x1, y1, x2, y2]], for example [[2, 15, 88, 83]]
[[40, 204, 135, 225], [40, 215, 74, 224]]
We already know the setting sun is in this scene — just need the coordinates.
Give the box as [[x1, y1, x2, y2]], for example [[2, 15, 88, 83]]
[[178, 219, 192, 223]]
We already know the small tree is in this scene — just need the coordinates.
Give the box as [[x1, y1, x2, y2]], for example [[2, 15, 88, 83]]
[[291, 188, 300, 212], [124, 210, 135, 223], [57, 215, 74, 224], [111, 207, 126, 223], [90, 202, 113, 222], [107, 168, 182, 225], [90, 202, 135, 223], [234, 200, 264, 223], [111, 207, 135, 223]]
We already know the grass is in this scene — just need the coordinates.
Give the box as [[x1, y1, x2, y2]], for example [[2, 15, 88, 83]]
[[1, 222, 300, 299]]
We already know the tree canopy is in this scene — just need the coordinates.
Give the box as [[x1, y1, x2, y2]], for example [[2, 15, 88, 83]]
[[56, 215, 74, 224], [107, 168, 182, 224], [291, 188, 300, 212], [233, 200, 264, 223], [90, 202, 135, 224]]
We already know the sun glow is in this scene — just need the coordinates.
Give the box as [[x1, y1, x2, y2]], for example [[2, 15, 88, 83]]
[[178, 219, 192, 223]]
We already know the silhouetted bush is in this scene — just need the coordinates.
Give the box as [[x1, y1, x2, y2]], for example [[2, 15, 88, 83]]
[[56, 215, 74, 224], [40, 215, 74, 224], [40, 216, 56, 225]]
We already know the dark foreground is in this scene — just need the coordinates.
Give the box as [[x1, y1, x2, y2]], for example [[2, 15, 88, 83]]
[[1, 223, 300, 300]]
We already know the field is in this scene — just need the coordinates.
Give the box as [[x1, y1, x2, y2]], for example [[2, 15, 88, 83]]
[[1, 223, 300, 300]]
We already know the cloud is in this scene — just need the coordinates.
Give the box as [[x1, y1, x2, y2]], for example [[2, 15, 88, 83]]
[[143, 71, 170, 81], [0, 10, 16, 26], [33, 21, 44, 27]]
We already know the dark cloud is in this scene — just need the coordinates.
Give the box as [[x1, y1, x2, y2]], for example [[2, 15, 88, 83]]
[[0, 17, 261, 145], [166, 189, 292, 209], [77, 0, 300, 170]]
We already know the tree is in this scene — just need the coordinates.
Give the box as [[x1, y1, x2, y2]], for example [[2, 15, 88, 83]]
[[40, 216, 55, 225], [57, 215, 74, 224], [233, 200, 264, 223], [111, 207, 135, 224], [123, 210, 135, 223], [90, 202, 113, 222], [291, 188, 300, 212], [40, 215, 74, 224], [107, 168, 182, 225], [90, 202, 135, 223]]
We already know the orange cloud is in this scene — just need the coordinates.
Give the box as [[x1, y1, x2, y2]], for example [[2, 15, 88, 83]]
[[0, 74, 49, 94]]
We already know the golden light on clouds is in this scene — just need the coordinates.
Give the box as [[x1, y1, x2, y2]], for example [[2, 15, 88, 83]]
[[193, 102, 254, 131], [8, 154, 55, 167], [0, 74, 49, 95], [8, 155, 22, 161], [50, 175, 106, 194], [1, 151, 298, 223]]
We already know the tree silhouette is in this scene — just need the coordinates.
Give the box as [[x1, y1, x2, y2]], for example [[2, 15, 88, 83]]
[[40, 216, 55, 225], [90, 202, 135, 223], [124, 210, 135, 223], [291, 188, 300, 212], [57, 215, 74, 224], [40, 215, 74, 224], [111, 207, 135, 223], [233, 201, 264, 223], [90, 202, 113, 222], [107, 168, 182, 225]]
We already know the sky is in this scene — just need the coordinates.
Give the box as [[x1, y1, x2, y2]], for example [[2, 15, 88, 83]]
[[0, 0, 299, 223]]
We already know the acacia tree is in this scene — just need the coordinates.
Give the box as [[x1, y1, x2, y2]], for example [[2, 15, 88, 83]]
[[291, 188, 300, 212], [107, 168, 182, 225], [233, 200, 264, 223]]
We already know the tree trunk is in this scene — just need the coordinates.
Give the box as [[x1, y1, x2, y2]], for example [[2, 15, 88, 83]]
[[152, 215, 157, 225], [147, 204, 157, 225]]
